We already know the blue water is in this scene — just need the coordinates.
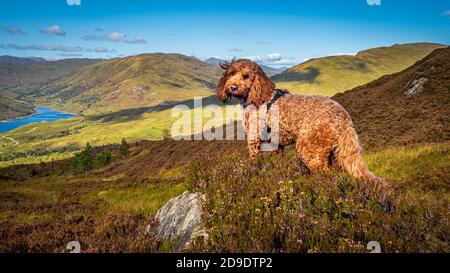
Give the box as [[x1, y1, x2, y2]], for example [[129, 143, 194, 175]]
[[0, 107, 75, 133]]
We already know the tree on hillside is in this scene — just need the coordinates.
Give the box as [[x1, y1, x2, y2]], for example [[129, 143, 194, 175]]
[[72, 142, 93, 174], [95, 151, 112, 168], [119, 138, 129, 156]]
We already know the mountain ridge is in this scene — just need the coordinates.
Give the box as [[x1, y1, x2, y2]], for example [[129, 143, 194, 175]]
[[0, 55, 46, 64], [272, 42, 447, 96], [333, 46, 450, 149], [0, 57, 102, 120], [31, 53, 222, 115]]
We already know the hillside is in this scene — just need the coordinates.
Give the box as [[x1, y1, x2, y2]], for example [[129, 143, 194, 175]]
[[31, 54, 222, 115], [0, 91, 34, 120], [333, 47, 450, 150], [0, 58, 101, 120], [0, 56, 46, 64], [0, 49, 448, 253], [0, 58, 102, 96], [272, 43, 446, 96], [0, 137, 448, 252]]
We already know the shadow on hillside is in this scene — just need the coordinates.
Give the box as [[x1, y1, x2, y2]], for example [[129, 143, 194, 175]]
[[86, 95, 227, 123], [271, 67, 320, 83], [336, 59, 369, 72]]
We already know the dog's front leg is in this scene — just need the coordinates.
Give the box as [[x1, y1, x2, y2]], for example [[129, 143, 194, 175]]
[[248, 139, 261, 159], [248, 138, 262, 172], [243, 107, 263, 160]]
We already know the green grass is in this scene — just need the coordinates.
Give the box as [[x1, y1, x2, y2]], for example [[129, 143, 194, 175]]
[[84, 182, 186, 217], [364, 144, 450, 181], [0, 104, 242, 167], [0, 142, 448, 252], [272, 43, 446, 96]]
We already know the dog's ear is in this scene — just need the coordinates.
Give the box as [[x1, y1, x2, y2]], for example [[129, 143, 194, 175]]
[[247, 68, 275, 106], [217, 70, 229, 102]]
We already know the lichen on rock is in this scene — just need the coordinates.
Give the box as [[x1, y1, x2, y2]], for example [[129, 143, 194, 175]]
[[152, 191, 206, 251], [404, 77, 428, 97]]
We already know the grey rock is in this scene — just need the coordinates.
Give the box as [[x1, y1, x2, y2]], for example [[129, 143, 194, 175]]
[[153, 191, 206, 251], [405, 77, 428, 97]]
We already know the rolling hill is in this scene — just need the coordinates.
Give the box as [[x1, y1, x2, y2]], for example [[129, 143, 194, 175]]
[[31, 54, 222, 115], [0, 57, 101, 120], [333, 46, 450, 150], [0, 55, 46, 64], [0, 58, 102, 96], [272, 43, 447, 96], [0, 91, 34, 120]]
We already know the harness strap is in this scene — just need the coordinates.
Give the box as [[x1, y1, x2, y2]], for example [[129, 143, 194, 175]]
[[240, 89, 289, 109], [267, 89, 289, 110]]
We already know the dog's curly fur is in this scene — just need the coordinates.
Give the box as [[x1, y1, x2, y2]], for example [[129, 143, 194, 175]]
[[217, 59, 385, 185]]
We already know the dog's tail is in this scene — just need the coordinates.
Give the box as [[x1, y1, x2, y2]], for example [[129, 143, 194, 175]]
[[335, 126, 386, 186]]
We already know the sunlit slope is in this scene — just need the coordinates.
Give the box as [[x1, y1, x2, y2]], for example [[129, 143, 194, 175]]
[[32, 53, 222, 115], [272, 43, 446, 96], [0, 96, 242, 166], [0, 58, 101, 120]]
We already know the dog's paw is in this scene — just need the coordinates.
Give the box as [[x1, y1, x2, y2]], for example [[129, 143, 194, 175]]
[[250, 160, 261, 173]]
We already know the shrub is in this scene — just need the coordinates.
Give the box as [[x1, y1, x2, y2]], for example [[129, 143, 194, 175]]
[[187, 151, 448, 253], [94, 151, 112, 168], [119, 138, 130, 156], [72, 142, 93, 174]]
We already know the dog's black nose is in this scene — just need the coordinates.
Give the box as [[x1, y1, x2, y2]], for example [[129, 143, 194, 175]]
[[230, 84, 238, 92]]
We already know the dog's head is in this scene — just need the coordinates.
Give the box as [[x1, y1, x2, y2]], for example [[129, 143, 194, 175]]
[[217, 59, 275, 106]]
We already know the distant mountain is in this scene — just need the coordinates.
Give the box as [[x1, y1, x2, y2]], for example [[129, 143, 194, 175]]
[[272, 43, 447, 96], [204, 57, 286, 76], [32, 53, 222, 115], [259, 64, 287, 76], [333, 47, 450, 149], [0, 58, 102, 96], [0, 55, 46, 64], [0, 57, 102, 120], [204, 57, 224, 65]]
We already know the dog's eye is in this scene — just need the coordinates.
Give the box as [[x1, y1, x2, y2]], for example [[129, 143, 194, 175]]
[[243, 74, 249, 80]]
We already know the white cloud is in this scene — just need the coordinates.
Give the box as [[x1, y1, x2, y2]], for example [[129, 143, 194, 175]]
[[81, 32, 147, 45], [80, 34, 103, 41], [266, 52, 282, 62], [229, 48, 243, 52], [66, 0, 81, 6], [243, 52, 298, 67], [442, 10, 450, 16], [125, 36, 148, 44], [40, 25, 66, 36], [1, 26, 26, 35], [107, 32, 125, 42], [94, 47, 109, 53], [0, 43, 82, 52], [59, 53, 83, 58], [84, 47, 113, 53]]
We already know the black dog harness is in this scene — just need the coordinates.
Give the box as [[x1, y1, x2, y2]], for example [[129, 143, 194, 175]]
[[240, 89, 289, 139], [240, 88, 289, 109], [267, 89, 289, 110]]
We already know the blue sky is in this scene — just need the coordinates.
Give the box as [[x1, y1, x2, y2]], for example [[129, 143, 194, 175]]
[[0, 0, 448, 67]]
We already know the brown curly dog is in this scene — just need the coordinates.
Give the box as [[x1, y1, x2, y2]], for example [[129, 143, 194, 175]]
[[217, 59, 385, 185]]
